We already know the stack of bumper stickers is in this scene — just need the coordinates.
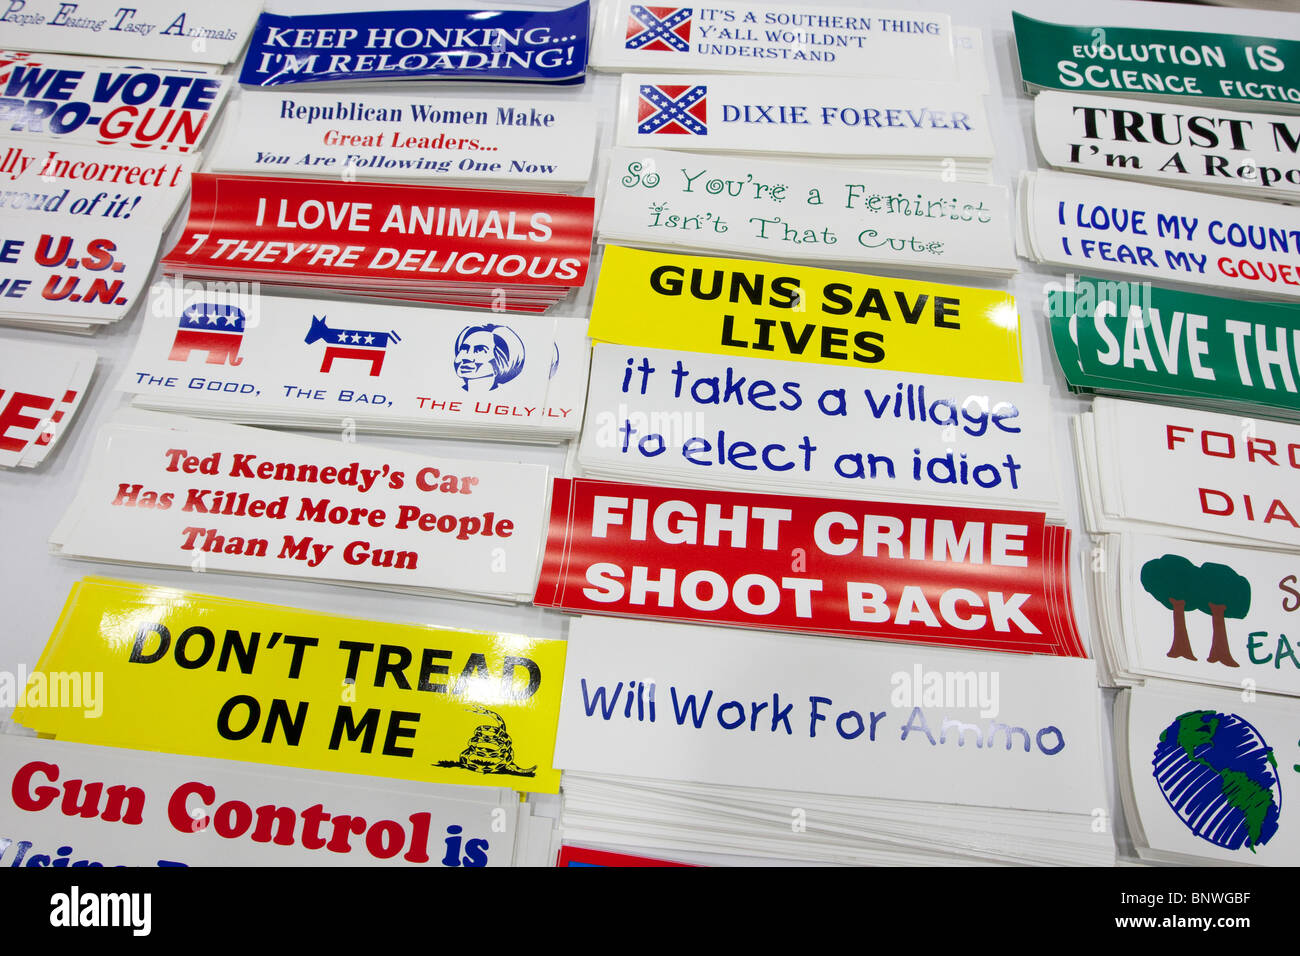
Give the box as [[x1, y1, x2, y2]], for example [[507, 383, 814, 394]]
[[613, 73, 995, 180], [1073, 396, 1299, 552], [589, 246, 1023, 380], [1060, 279, 1300, 691], [535, 477, 1084, 657], [1090, 533, 1300, 695], [1012, 12, 1300, 114], [1115, 681, 1295, 865], [579, 246, 1047, 517], [159, 173, 595, 312], [575, 343, 1060, 514], [50, 410, 549, 602], [1017, 10, 1300, 868], [237, 3, 590, 87], [0, 0, 262, 65], [1048, 276, 1300, 420], [592, 0, 988, 95], [15, 576, 567, 792], [1016, 170, 1300, 302], [0, 735, 559, 867], [119, 285, 590, 442], [554, 617, 1111, 866], [1032, 90, 1300, 203], [0, 135, 195, 227], [3, 576, 568, 865], [207, 89, 597, 190], [0, 337, 95, 468], [591, 0, 961, 83], [0, 100, 202, 331], [0, 51, 230, 153], [597, 149, 1016, 277]]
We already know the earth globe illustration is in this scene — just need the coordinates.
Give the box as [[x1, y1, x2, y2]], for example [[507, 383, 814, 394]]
[[1151, 709, 1281, 853]]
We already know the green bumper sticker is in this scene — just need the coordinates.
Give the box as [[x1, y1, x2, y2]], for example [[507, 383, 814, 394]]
[[1012, 12, 1300, 110], [1047, 275, 1300, 415]]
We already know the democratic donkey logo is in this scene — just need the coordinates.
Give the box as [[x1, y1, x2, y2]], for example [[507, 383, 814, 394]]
[[304, 315, 400, 377], [169, 302, 246, 366]]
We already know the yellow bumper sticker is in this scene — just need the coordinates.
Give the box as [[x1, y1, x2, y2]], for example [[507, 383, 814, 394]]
[[14, 578, 566, 794]]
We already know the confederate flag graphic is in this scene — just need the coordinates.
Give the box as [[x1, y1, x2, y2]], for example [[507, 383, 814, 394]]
[[637, 84, 707, 135], [625, 6, 693, 52]]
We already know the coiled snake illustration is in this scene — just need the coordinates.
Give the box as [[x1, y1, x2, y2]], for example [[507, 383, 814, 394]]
[[435, 704, 536, 777]]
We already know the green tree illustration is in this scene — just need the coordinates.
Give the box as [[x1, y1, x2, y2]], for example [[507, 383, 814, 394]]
[[1140, 554, 1202, 661], [1194, 562, 1251, 668]]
